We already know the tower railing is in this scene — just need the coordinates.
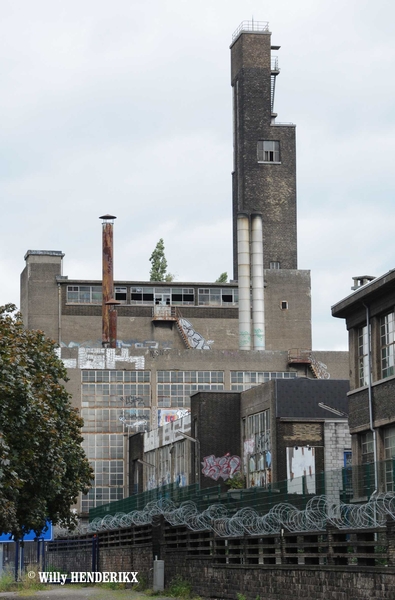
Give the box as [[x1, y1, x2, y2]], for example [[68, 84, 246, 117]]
[[232, 20, 269, 41]]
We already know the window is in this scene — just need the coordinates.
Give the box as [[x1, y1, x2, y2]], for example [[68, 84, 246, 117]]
[[115, 287, 127, 303], [157, 371, 224, 408], [257, 140, 280, 163], [281, 301, 288, 310], [358, 325, 370, 387], [230, 371, 297, 391], [381, 311, 395, 379], [67, 285, 102, 304], [361, 431, 374, 462], [270, 261, 280, 269], [198, 288, 238, 306], [80, 369, 151, 511], [130, 286, 194, 306], [246, 410, 271, 487]]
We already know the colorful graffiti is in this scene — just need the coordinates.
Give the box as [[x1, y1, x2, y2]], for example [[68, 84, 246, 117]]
[[157, 408, 190, 428], [201, 453, 241, 481]]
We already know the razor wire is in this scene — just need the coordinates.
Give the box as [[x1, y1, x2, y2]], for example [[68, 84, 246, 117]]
[[55, 492, 395, 539]]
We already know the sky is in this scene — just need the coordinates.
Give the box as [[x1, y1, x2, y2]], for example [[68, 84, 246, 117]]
[[1, 0, 394, 351]]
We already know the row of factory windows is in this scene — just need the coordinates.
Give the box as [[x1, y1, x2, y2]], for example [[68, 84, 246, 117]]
[[80, 370, 297, 410], [66, 285, 238, 307], [358, 309, 395, 387]]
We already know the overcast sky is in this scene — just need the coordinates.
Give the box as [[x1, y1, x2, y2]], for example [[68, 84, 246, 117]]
[[1, 0, 394, 351]]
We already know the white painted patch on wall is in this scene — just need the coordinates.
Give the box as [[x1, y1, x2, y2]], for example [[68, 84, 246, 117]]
[[56, 347, 145, 370]]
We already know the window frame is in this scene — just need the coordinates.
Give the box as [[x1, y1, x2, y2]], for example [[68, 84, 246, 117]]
[[257, 140, 281, 164]]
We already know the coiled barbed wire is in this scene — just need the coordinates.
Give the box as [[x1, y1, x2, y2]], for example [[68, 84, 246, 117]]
[[55, 492, 395, 539]]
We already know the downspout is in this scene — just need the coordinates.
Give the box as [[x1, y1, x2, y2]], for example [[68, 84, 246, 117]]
[[363, 302, 378, 495], [58, 283, 62, 346]]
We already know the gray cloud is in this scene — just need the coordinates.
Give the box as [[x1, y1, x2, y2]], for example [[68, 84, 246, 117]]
[[1, 0, 395, 351]]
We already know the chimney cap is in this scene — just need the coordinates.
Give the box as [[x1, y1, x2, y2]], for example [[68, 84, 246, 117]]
[[99, 214, 117, 220]]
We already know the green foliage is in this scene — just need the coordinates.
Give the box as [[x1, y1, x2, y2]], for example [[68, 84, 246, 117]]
[[236, 594, 247, 600], [167, 575, 192, 598], [0, 570, 15, 592], [216, 272, 228, 283], [97, 581, 126, 590], [0, 304, 93, 539], [149, 238, 170, 282], [226, 471, 246, 489]]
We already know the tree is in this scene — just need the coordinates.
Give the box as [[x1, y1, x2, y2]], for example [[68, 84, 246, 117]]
[[0, 304, 93, 538], [216, 272, 228, 283], [149, 238, 171, 282]]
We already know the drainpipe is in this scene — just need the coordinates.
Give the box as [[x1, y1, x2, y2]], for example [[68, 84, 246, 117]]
[[57, 283, 62, 346], [251, 212, 265, 350], [237, 213, 251, 350], [363, 302, 378, 495]]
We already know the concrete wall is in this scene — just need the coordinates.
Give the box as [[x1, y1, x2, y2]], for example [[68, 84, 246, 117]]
[[20, 250, 63, 341]]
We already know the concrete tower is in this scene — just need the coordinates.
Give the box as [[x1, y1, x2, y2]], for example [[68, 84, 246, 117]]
[[231, 21, 297, 279]]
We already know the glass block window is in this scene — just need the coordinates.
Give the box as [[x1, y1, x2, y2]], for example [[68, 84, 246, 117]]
[[157, 371, 224, 408], [198, 288, 238, 306], [67, 285, 102, 304], [381, 312, 395, 379], [257, 140, 280, 163], [231, 371, 297, 391]]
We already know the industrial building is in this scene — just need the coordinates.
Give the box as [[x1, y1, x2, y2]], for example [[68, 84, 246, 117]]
[[20, 21, 349, 515], [332, 271, 395, 496]]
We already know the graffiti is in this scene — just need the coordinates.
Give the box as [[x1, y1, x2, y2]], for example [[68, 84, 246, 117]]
[[310, 355, 330, 379], [256, 432, 271, 454], [157, 408, 190, 428], [178, 318, 213, 350], [121, 395, 146, 407], [60, 339, 173, 350], [75, 348, 145, 370], [201, 453, 241, 481], [239, 330, 251, 348], [119, 408, 150, 432]]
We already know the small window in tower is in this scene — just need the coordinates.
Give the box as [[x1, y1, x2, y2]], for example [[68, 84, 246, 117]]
[[270, 261, 281, 270], [281, 301, 288, 310], [257, 141, 280, 163]]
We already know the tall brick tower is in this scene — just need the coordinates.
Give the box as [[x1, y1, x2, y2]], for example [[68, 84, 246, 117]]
[[231, 21, 297, 279]]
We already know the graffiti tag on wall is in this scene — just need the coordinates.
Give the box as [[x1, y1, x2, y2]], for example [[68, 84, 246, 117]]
[[201, 453, 241, 481], [178, 318, 213, 350], [55, 347, 145, 370]]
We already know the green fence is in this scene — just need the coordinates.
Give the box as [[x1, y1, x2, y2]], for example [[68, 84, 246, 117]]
[[89, 460, 394, 521]]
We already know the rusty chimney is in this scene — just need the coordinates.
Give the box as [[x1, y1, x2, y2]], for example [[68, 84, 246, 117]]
[[100, 214, 117, 348]]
